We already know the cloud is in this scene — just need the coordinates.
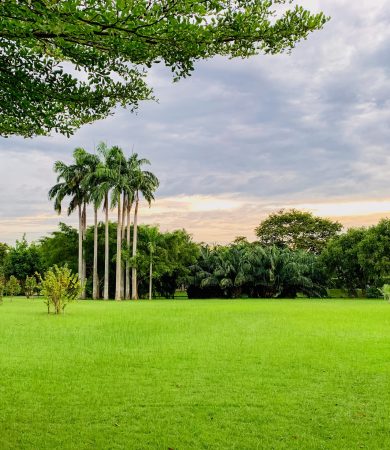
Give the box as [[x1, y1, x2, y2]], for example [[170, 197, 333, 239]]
[[1, 0, 390, 244]]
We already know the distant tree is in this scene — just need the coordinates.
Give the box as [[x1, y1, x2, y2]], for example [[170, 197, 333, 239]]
[[356, 219, 390, 286], [381, 284, 390, 301], [80, 152, 101, 300], [39, 223, 78, 274], [130, 160, 159, 300], [255, 209, 342, 254], [233, 236, 249, 244], [3, 236, 43, 282], [152, 230, 199, 299], [49, 148, 96, 298], [0, 243, 8, 267], [87, 143, 115, 300], [127, 226, 199, 299], [321, 228, 368, 295], [25, 275, 38, 299], [144, 226, 159, 300], [6, 276, 21, 300], [1, 1, 328, 137]]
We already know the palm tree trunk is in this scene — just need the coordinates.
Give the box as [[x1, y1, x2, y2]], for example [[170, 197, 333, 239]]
[[115, 194, 122, 301], [92, 206, 99, 299], [82, 202, 87, 299], [125, 200, 133, 299], [149, 255, 153, 300], [131, 193, 139, 300], [78, 204, 83, 297], [103, 193, 109, 300], [121, 194, 126, 299]]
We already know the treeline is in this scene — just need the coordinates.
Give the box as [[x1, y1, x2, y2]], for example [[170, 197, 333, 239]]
[[187, 242, 326, 298], [2, 209, 390, 299], [322, 219, 390, 297], [0, 224, 199, 299]]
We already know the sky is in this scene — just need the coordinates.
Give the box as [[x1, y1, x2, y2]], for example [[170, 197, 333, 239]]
[[1, 0, 390, 244]]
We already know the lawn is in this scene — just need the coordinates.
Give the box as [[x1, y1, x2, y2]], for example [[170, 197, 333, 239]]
[[1, 298, 390, 449]]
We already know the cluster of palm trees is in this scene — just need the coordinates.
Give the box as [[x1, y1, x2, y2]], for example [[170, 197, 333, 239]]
[[187, 242, 327, 299], [49, 143, 159, 300]]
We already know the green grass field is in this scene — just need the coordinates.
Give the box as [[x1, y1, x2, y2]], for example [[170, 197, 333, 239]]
[[1, 298, 390, 449]]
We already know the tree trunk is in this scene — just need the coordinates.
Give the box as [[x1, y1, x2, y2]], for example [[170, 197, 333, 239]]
[[103, 193, 109, 300], [121, 194, 126, 299], [78, 204, 83, 298], [125, 200, 133, 299], [115, 194, 122, 300], [131, 193, 139, 300], [81, 202, 87, 299], [149, 255, 153, 300], [92, 206, 99, 299]]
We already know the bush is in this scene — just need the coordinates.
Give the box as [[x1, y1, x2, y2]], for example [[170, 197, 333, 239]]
[[381, 284, 390, 301], [39, 265, 82, 314], [25, 275, 38, 298], [6, 276, 21, 300], [366, 285, 382, 299]]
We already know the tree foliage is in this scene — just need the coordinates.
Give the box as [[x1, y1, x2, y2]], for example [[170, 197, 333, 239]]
[[1, 1, 328, 136], [3, 236, 43, 289], [255, 209, 342, 254], [0, 243, 8, 267], [133, 227, 199, 298], [321, 219, 390, 295], [25, 275, 38, 299], [321, 227, 369, 295], [356, 219, 390, 285], [187, 241, 327, 299], [39, 265, 82, 314], [5, 275, 21, 299], [39, 223, 78, 274]]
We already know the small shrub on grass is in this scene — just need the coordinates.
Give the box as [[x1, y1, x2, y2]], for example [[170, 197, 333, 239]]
[[25, 275, 38, 298], [366, 286, 383, 299], [381, 284, 390, 301], [6, 276, 21, 301], [39, 265, 82, 314]]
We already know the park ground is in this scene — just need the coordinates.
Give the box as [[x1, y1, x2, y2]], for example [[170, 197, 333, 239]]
[[1, 298, 390, 449]]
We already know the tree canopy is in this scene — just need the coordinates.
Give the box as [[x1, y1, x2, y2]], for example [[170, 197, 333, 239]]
[[321, 219, 390, 296], [1, 0, 328, 137], [255, 209, 342, 254]]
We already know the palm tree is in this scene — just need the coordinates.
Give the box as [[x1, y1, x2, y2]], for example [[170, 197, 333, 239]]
[[104, 146, 128, 301], [82, 152, 105, 300], [145, 226, 159, 300], [124, 191, 134, 299], [91, 144, 128, 300], [94, 143, 116, 300], [49, 148, 91, 297], [131, 163, 159, 300], [123, 153, 150, 299]]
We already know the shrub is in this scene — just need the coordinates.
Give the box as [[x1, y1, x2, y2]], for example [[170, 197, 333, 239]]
[[6, 276, 21, 300], [39, 265, 82, 314], [366, 286, 382, 299], [25, 275, 38, 298], [381, 284, 390, 301]]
